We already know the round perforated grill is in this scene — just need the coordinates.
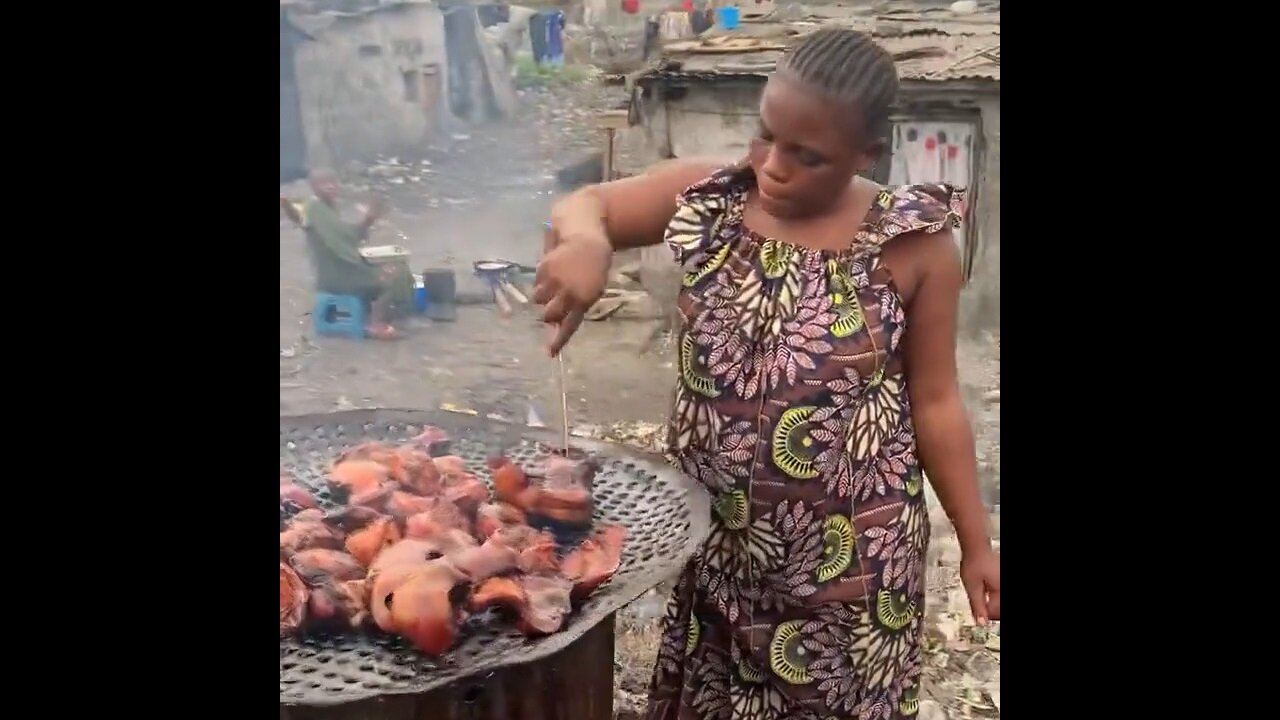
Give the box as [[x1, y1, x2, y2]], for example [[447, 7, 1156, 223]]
[[280, 410, 710, 707]]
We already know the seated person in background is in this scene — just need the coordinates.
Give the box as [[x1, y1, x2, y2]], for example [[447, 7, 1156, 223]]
[[283, 169, 412, 340]]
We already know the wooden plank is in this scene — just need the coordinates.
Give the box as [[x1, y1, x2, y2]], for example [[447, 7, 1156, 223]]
[[596, 110, 630, 130]]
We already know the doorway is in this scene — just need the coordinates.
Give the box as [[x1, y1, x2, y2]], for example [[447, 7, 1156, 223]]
[[280, 13, 309, 182]]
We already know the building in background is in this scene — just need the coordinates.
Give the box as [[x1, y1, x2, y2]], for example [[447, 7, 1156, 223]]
[[280, 0, 518, 174], [282, 1, 452, 171]]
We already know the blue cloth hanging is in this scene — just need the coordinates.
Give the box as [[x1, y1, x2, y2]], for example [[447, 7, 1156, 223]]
[[545, 10, 565, 66], [529, 12, 550, 64]]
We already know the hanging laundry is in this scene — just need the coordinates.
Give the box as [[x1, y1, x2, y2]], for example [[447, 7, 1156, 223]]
[[690, 8, 713, 33], [529, 11, 550, 65], [888, 121, 975, 266], [545, 10, 565, 67], [476, 4, 510, 27], [643, 17, 662, 59]]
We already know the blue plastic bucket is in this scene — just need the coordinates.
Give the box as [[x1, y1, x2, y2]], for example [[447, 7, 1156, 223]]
[[412, 274, 429, 314], [717, 6, 740, 30]]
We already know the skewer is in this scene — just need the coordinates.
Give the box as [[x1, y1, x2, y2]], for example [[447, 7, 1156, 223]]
[[556, 350, 570, 451]]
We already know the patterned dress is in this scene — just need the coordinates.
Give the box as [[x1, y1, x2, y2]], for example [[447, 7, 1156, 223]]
[[645, 166, 963, 720]]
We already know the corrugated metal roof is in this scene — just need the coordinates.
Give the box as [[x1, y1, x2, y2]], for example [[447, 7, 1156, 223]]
[[284, 1, 436, 37], [644, 2, 999, 84], [646, 33, 999, 82]]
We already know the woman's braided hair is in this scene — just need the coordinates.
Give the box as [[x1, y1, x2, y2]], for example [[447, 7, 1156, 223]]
[[777, 27, 899, 140]]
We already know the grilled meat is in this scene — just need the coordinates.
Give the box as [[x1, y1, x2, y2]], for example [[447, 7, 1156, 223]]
[[281, 509, 343, 558], [280, 444, 631, 653], [280, 562, 309, 636], [561, 525, 626, 601], [345, 516, 402, 567], [470, 575, 573, 636]]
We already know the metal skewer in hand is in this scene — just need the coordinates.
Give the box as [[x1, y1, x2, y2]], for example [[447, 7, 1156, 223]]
[[555, 345, 569, 451], [537, 220, 575, 452]]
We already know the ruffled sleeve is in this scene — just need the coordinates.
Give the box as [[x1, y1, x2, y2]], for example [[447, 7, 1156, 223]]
[[866, 183, 965, 244], [663, 167, 742, 272]]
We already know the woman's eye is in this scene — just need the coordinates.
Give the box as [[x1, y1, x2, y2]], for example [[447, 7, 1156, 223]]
[[796, 150, 824, 168]]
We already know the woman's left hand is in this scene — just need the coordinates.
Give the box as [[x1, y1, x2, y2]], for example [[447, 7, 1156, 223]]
[[959, 547, 1000, 625]]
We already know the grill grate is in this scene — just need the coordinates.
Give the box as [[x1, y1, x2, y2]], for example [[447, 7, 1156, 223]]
[[280, 409, 710, 707]]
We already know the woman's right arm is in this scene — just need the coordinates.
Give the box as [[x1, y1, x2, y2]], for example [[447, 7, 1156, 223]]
[[549, 158, 724, 251], [538, 158, 723, 355]]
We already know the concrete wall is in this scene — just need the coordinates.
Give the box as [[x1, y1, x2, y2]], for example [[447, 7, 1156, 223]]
[[629, 78, 1001, 336], [295, 4, 450, 168], [583, 0, 670, 30], [966, 95, 999, 337]]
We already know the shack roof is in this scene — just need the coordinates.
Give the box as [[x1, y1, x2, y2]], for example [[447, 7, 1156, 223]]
[[642, 1, 999, 84], [283, 1, 437, 38]]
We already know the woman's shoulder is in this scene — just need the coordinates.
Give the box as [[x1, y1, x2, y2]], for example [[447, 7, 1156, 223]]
[[676, 161, 752, 202]]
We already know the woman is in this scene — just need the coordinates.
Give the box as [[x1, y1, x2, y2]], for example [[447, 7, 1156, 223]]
[[536, 28, 999, 720], [283, 169, 413, 340]]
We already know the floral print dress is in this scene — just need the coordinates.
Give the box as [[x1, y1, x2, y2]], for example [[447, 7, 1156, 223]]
[[646, 166, 963, 720]]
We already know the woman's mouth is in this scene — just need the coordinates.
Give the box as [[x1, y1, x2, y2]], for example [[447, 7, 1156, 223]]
[[757, 189, 792, 214]]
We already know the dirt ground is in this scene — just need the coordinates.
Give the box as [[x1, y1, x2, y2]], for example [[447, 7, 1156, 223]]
[[280, 77, 1001, 720]]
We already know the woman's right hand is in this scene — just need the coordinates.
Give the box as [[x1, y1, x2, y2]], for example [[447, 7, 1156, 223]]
[[533, 226, 613, 357]]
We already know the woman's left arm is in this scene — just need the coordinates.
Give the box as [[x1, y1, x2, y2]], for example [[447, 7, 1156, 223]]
[[900, 228, 1000, 624]]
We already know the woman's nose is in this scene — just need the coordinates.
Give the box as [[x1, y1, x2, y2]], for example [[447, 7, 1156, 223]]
[[760, 146, 787, 184]]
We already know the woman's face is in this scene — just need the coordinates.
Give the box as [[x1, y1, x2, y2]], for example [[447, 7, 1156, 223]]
[[747, 73, 878, 219]]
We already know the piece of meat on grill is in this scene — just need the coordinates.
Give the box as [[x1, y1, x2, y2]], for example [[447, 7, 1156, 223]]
[[281, 509, 343, 558], [280, 482, 318, 515], [280, 478, 319, 529], [280, 562, 309, 637], [386, 559, 470, 655], [368, 537, 476, 632], [287, 549, 370, 630], [328, 459, 391, 499], [412, 425, 452, 456], [370, 536, 475, 575], [448, 538, 520, 581], [560, 525, 626, 601], [289, 549, 367, 585], [507, 453, 598, 529], [395, 446, 442, 495], [345, 516, 402, 567], [432, 455, 468, 475], [386, 539, 521, 656], [322, 505, 384, 534], [337, 442, 443, 496], [487, 457, 528, 507], [474, 502, 527, 539], [344, 483, 394, 511], [489, 523, 560, 574], [405, 496, 472, 540], [383, 490, 438, 523], [441, 472, 488, 518], [308, 579, 371, 630], [339, 484, 419, 519], [470, 575, 573, 636]]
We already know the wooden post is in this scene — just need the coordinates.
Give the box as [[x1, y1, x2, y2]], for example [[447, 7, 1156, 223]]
[[596, 110, 630, 181]]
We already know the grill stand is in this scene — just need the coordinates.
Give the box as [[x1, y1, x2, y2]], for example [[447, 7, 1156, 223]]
[[281, 614, 617, 720]]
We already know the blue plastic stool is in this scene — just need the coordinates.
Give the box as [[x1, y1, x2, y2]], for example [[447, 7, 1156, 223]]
[[313, 293, 366, 339]]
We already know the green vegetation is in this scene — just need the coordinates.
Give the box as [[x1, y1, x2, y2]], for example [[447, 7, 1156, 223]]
[[513, 57, 594, 88]]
